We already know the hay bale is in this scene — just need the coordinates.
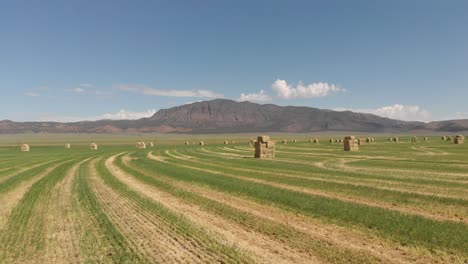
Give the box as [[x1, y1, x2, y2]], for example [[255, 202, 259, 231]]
[[366, 137, 371, 143], [344, 136, 359, 151], [423, 137, 428, 142], [454, 135, 465, 144], [90, 143, 98, 150], [254, 135, 275, 159], [335, 139, 340, 143], [258, 136, 270, 143], [392, 137, 399, 143], [136, 142, 146, 149], [447, 136, 453, 142], [224, 141, 229, 145], [231, 140, 235, 144], [282, 139, 287, 144], [329, 139, 334, 143], [249, 139, 255, 147], [199, 141, 205, 146], [185, 141, 190, 145], [358, 138, 366, 146], [21, 144, 30, 152], [65, 143, 71, 149], [313, 138, 319, 143], [149, 142, 154, 147], [441, 136, 446, 140], [411, 137, 418, 143]]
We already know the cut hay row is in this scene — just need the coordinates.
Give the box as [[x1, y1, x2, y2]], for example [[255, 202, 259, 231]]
[[74, 159, 144, 263], [0, 160, 78, 262], [0, 137, 467, 263], [197, 145, 468, 185], [116, 153, 392, 263], [161, 148, 468, 224], [125, 152, 451, 263], [225, 145, 468, 184], [123, 154, 430, 263], [107, 154, 316, 263], [93, 156, 250, 263], [41, 159, 89, 263], [203, 146, 468, 191], [135, 151, 468, 260], [184, 147, 468, 201]]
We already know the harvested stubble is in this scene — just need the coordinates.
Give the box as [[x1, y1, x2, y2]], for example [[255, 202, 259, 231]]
[[454, 135, 465, 144], [254, 135, 275, 159], [344, 136, 359, 151], [21, 144, 30, 152], [136, 142, 146, 149]]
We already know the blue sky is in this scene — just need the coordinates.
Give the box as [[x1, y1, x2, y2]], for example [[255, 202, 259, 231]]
[[1, 0, 467, 122]]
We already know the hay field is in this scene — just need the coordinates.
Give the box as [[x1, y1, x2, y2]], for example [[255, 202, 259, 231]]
[[0, 135, 467, 263]]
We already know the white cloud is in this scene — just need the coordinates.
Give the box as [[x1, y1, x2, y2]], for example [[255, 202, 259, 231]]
[[334, 104, 432, 122], [117, 85, 224, 98], [272, 79, 345, 99], [80, 83, 93, 88], [238, 90, 272, 103], [96, 109, 157, 120], [36, 109, 158, 122], [25, 92, 40, 97], [72, 87, 85, 93]]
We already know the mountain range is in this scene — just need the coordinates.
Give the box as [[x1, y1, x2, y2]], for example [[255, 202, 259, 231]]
[[1, 99, 467, 134]]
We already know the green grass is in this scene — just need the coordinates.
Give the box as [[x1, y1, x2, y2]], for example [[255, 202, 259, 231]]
[[0, 135, 467, 263], [129, 150, 468, 256]]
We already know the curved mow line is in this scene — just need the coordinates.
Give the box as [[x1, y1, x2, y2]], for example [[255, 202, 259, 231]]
[[187, 147, 468, 196], [130, 154, 447, 264], [0, 161, 66, 231], [312, 158, 468, 184], [179, 148, 468, 202], [152, 151, 466, 224], [89, 157, 216, 263], [109, 154, 310, 264], [41, 158, 92, 263]]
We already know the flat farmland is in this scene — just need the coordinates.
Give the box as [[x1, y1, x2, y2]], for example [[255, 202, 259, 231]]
[[0, 136, 467, 263]]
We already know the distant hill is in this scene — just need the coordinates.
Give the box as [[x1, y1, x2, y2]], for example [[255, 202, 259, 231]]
[[1, 99, 467, 134]]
